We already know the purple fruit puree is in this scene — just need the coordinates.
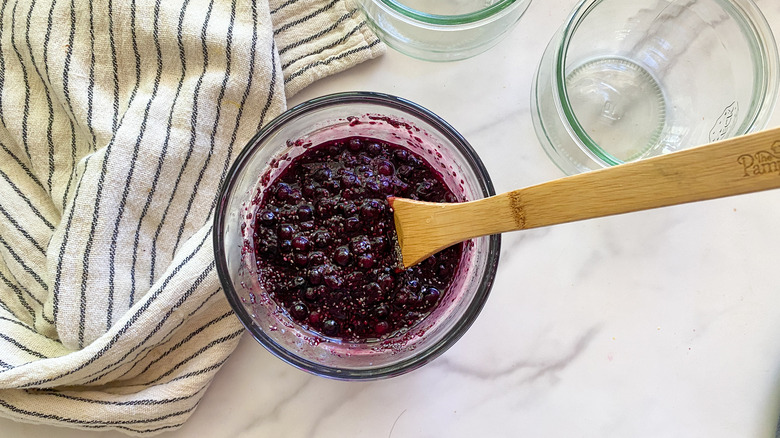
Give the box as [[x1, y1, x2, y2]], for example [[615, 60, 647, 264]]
[[251, 136, 462, 341]]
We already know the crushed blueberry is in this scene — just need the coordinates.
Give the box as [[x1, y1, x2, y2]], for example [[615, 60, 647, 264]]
[[253, 137, 461, 341]]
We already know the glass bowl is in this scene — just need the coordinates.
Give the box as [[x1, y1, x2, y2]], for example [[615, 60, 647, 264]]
[[531, 0, 779, 175], [213, 92, 500, 380], [350, 0, 533, 61]]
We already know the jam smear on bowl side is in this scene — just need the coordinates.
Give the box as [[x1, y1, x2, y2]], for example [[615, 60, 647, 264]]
[[252, 136, 462, 342]]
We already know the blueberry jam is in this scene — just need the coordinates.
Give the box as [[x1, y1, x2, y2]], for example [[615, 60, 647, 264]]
[[252, 136, 462, 341]]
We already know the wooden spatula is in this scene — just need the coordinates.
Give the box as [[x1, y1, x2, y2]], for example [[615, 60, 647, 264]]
[[389, 126, 780, 268]]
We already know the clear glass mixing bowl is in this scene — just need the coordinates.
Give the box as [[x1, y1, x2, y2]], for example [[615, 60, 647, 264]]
[[532, 0, 779, 175], [351, 0, 533, 61], [214, 92, 501, 379]]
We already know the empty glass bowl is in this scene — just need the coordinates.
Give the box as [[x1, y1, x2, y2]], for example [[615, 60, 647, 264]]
[[213, 92, 500, 379], [350, 0, 533, 61], [531, 0, 779, 175]]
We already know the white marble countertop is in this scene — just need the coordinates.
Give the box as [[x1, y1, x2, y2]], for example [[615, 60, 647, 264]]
[[5, 0, 780, 436]]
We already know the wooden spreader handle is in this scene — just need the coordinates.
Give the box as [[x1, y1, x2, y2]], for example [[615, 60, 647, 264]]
[[390, 126, 780, 267]]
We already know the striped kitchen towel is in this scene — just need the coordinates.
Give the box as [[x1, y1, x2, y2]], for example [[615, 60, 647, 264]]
[[0, 0, 383, 434]]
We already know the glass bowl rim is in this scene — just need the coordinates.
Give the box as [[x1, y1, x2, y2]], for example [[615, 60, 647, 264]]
[[552, 0, 780, 167], [371, 0, 525, 26], [213, 91, 501, 380]]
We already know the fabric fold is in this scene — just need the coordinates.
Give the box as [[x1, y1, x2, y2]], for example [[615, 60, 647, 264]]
[[270, 0, 385, 96], [0, 0, 384, 433]]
